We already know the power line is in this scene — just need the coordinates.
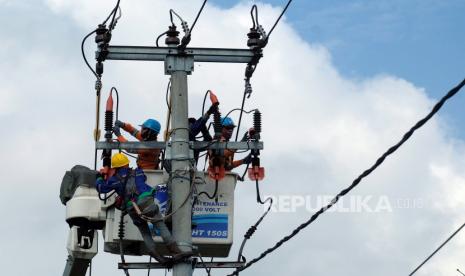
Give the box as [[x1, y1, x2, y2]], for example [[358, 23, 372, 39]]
[[226, 77, 465, 276], [267, 0, 293, 40], [190, 0, 208, 33], [409, 222, 465, 275]]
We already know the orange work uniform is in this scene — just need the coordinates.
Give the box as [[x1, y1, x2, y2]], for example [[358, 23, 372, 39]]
[[207, 137, 243, 172], [116, 123, 160, 170]]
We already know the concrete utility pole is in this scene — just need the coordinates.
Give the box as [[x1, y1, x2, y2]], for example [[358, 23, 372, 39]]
[[167, 62, 193, 276]]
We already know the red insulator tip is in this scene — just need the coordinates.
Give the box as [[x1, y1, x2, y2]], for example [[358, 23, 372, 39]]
[[106, 91, 114, 111], [209, 90, 219, 105]]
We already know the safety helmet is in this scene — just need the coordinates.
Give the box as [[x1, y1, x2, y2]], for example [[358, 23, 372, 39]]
[[221, 117, 235, 127], [140, 119, 161, 134], [111, 153, 130, 168]]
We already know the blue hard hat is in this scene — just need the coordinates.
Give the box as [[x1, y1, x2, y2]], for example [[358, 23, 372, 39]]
[[221, 117, 235, 127], [140, 119, 161, 133]]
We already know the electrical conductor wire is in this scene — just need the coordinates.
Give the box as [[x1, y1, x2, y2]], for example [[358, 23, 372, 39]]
[[266, 0, 293, 41], [409, 221, 465, 275], [190, 0, 207, 33]]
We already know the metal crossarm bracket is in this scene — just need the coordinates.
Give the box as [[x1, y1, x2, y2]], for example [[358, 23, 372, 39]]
[[96, 141, 166, 150], [118, 261, 245, 270], [98, 46, 256, 63], [194, 141, 263, 150], [95, 141, 263, 151]]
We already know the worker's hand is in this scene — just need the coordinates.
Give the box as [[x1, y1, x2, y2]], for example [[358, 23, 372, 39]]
[[115, 120, 125, 128], [242, 154, 252, 164], [248, 127, 256, 137], [207, 103, 219, 115], [113, 126, 122, 137]]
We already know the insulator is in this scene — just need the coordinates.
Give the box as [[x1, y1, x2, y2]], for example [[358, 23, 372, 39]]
[[247, 28, 261, 48], [96, 62, 104, 75], [105, 110, 113, 132], [165, 25, 180, 46], [95, 24, 112, 49], [95, 24, 108, 43], [213, 111, 222, 138], [118, 213, 125, 239], [253, 109, 262, 135]]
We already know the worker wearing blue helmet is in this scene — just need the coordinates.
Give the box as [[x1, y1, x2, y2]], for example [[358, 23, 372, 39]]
[[113, 118, 162, 169], [208, 116, 252, 171]]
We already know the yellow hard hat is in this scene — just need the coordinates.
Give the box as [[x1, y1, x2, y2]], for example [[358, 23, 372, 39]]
[[111, 153, 129, 168]]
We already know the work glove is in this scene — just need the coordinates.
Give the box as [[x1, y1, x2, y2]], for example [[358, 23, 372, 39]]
[[241, 128, 255, 141], [113, 126, 122, 137], [242, 154, 252, 165], [96, 172, 104, 180], [207, 103, 219, 115], [115, 120, 125, 128]]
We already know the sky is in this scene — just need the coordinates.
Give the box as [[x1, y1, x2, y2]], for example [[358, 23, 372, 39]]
[[1, 0, 465, 276]]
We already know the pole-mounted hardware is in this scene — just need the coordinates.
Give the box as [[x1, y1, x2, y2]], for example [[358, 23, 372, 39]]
[[248, 109, 264, 181]]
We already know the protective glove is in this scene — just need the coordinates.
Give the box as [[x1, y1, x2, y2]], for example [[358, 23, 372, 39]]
[[115, 120, 125, 128], [248, 127, 256, 137], [113, 126, 122, 137], [242, 154, 252, 165], [207, 103, 219, 115], [241, 128, 256, 141], [96, 172, 104, 180]]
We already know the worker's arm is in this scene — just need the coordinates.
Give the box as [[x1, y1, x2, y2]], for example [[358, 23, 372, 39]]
[[115, 120, 143, 141], [95, 175, 121, 194], [228, 160, 243, 170], [190, 104, 217, 139], [190, 116, 207, 137], [228, 154, 252, 170], [113, 123, 140, 153]]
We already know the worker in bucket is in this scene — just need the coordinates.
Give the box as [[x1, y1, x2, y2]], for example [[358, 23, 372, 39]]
[[208, 117, 252, 173], [113, 118, 161, 170], [96, 153, 192, 264], [188, 101, 217, 163]]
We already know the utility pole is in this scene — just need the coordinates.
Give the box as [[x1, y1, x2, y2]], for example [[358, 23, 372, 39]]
[[167, 57, 194, 276]]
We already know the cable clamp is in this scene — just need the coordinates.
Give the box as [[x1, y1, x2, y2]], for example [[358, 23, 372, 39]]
[[95, 79, 102, 92]]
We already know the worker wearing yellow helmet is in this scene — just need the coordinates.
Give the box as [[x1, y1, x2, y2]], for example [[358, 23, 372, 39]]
[[96, 153, 191, 263]]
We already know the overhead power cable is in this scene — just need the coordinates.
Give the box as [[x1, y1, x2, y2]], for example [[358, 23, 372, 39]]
[[226, 77, 465, 276], [81, 29, 99, 79], [190, 0, 207, 33], [108, 0, 121, 32], [178, 0, 208, 51], [266, 0, 293, 41], [409, 221, 465, 275]]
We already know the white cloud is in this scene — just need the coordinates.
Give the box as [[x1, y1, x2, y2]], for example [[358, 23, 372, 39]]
[[1, 1, 465, 275]]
